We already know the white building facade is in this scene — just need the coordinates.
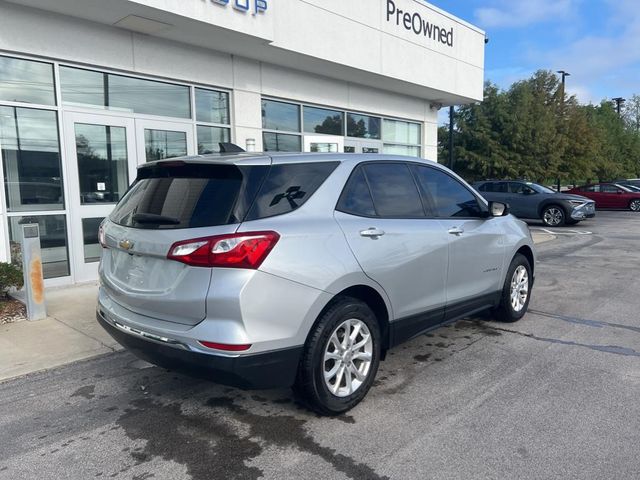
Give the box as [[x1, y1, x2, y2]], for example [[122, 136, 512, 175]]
[[0, 0, 485, 285]]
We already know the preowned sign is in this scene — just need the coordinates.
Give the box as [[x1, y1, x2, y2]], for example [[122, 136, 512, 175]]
[[386, 0, 454, 47]]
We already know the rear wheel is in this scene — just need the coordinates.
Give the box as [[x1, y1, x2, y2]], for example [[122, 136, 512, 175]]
[[630, 199, 640, 212], [294, 297, 381, 415], [493, 254, 532, 323], [541, 205, 565, 227]]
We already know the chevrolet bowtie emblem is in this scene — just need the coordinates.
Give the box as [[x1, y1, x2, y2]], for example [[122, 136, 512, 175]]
[[119, 239, 134, 251]]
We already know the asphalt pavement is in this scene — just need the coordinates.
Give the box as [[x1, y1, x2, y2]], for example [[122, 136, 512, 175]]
[[1, 211, 639, 480]]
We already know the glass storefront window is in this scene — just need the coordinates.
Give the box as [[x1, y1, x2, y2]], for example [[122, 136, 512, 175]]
[[8, 215, 70, 278], [262, 100, 300, 132], [0, 56, 56, 106], [144, 129, 188, 161], [382, 119, 421, 145], [196, 89, 229, 124], [82, 217, 104, 263], [303, 106, 343, 135], [197, 126, 230, 154], [382, 144, 421, 157], [0, 107, 64, 211], [75, 124, 129, 204], [263, 132, 301, 152], [60, 67, 191, 118], [347, 113, 381, 139]]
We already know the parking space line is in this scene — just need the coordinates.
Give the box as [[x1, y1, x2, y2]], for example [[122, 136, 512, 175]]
[[530, 228, 593, 235]]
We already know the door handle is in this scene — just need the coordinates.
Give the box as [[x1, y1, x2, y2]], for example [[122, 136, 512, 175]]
[[448, 226, 464, 236], [360, 227, 385, 238]]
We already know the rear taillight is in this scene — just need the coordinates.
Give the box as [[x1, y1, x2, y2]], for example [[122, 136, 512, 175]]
[[167, 231, 279, 269], [98, 224, 107, 248]]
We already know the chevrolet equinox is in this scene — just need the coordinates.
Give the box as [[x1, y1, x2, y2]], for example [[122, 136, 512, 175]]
[[97, 153, 535, 415]]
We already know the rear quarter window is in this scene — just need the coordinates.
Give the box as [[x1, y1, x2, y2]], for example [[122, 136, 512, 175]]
[[244, 162, 339, 220]]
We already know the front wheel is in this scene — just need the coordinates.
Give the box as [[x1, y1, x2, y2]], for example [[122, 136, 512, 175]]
[[493, 253, 532, 323], [541, 205, 565, 227], [294, 297, 381, 415], [630, 199, 640, 212]]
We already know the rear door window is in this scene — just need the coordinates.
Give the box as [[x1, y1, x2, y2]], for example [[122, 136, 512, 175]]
[[244, 162, 339, 220], [110, 163, 268, 229], [361, 163, 425, 218]]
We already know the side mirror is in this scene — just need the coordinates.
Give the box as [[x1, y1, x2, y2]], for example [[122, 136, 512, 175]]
[[489, 201, 510, 217]]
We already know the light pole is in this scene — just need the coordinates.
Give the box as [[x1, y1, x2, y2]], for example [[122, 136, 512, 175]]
[[448, 105, 454, 170], [612, 97, 625, 116], [556, 70, 570, 192]]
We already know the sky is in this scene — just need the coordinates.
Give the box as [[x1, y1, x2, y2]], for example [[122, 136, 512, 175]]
[[431, 0, 640, 106]]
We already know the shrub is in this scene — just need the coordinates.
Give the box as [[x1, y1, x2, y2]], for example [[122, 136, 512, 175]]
[[0, 262, 23, 298]]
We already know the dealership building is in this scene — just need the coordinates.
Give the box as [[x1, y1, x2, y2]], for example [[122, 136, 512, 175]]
[[0, 0, 485, 285]]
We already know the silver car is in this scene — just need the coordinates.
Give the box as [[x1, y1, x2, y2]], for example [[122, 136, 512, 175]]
[[97, 153, 535, 414]]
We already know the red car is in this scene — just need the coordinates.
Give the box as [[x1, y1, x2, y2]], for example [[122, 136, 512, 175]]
[[567, 183, 640, 211]]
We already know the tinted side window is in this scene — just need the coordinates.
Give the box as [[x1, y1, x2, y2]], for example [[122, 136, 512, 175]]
[[601, 184, 618, 193], [509, 182, 534, 194], [411, 166, 483, 218], [336, 167, 376, 216], [245, 162, 339, 220], [362, 163, 424, 217]]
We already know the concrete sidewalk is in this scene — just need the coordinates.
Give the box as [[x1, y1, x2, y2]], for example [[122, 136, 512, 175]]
[[0, 283, 121, 382], [0, 232, 554, 383]]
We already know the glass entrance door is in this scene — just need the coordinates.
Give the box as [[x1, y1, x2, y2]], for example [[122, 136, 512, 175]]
[[63, 112, 137, 282], [303, 135, 344, 153], [135, 119, 195, 164], [344, 140, 382, 154]]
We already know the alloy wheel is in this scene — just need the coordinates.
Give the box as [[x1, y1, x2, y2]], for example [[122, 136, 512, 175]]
[[323, 319, 373, 398], [543, 207, 564, 226], [630, 200, 640, 212], [510, 265, 529, 312]]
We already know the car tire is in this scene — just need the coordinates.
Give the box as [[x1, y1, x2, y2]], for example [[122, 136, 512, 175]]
[[293, 297, 381, 416], [541, 205, 566, 227], [493, 253, 532, 323], [630, 199, 640, 212]]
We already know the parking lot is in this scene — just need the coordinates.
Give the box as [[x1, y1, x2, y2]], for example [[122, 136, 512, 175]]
[[1, 210, 639, 480]]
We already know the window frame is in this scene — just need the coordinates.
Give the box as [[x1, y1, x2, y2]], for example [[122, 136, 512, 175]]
[[336, 161, 432, 219], [261, 96, 423, 155]]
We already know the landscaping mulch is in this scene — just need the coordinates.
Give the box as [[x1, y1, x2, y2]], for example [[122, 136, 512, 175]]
[[0, 299, 27, 324]]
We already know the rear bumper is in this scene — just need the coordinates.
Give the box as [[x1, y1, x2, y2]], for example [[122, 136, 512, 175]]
[[97, 309, 302, 389]]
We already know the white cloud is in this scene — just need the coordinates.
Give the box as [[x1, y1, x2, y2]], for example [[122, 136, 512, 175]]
[[475, 0, 575, 28], [533, 0, 640, 101]]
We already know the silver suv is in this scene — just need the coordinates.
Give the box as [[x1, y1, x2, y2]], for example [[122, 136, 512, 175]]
[[97, 153, 535, 414]]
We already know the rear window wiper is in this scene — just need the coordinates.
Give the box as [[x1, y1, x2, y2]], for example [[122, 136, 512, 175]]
[[132, 213, 180, 225]]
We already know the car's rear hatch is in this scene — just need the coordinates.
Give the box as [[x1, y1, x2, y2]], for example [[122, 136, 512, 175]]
[[100, 158, 271, 326]]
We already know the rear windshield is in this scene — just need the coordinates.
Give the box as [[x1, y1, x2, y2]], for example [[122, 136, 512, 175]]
[[110, 161, 338, 229], [110, 163, 268, 229]]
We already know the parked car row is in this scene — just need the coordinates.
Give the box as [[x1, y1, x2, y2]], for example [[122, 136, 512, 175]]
[[473, 180, 596, 227], [473, 178, 640, 226], [567, 183, 640, 212]]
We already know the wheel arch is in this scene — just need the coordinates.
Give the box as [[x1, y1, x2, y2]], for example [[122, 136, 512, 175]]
[[537, 200, 567, 219], [311, 285, 392, 355], [515, 244, 535, 277]]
